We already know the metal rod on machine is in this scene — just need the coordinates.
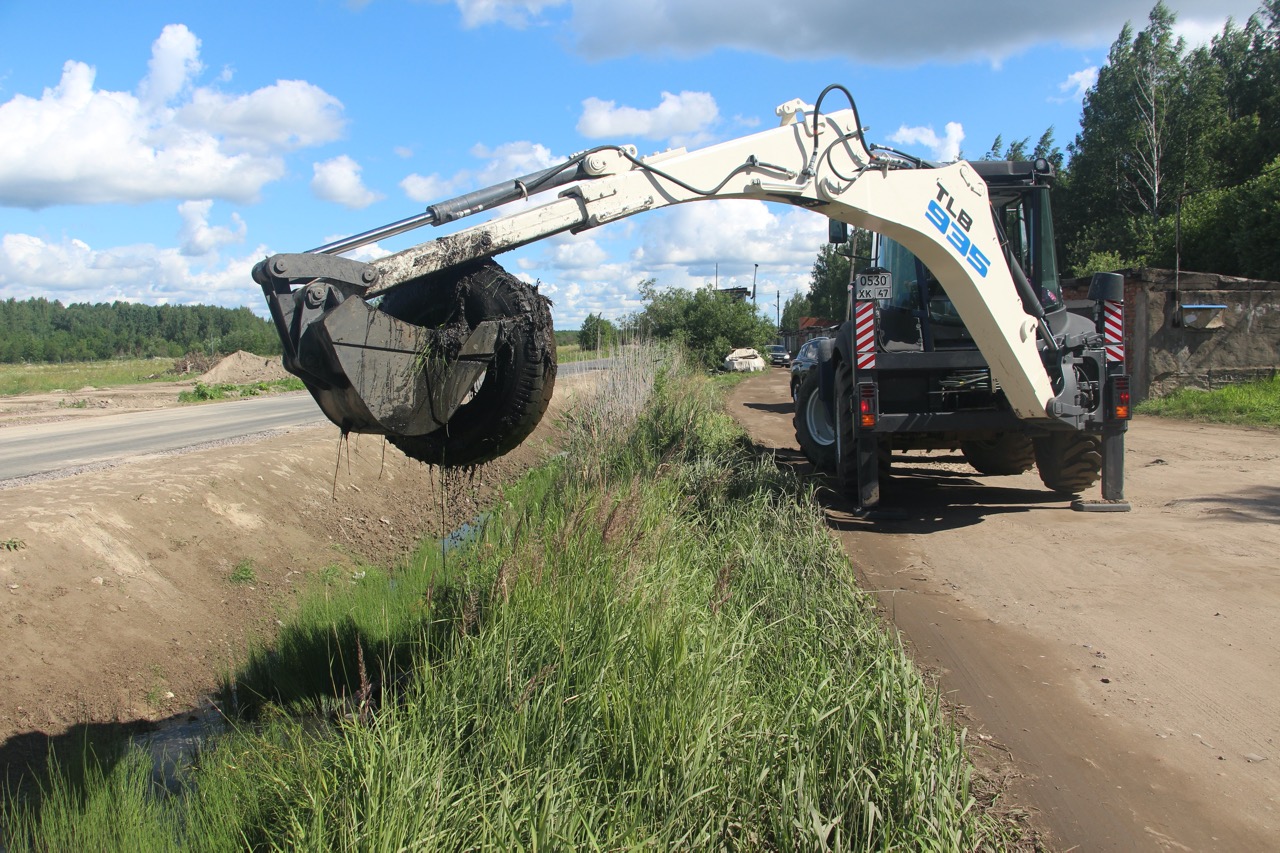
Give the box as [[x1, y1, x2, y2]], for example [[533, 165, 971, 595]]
[[308, 161, 590, 256], [310, 211, 440, 256]]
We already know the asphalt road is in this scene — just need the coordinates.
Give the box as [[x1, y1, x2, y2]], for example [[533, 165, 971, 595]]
[[0, 359, 610, 483], [0, 393, 328, 482]]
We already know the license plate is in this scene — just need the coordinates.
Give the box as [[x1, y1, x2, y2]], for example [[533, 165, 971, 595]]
[[855, 271, 892, 301]]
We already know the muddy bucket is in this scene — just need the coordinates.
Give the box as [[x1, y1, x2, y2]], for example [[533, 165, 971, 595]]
[[257, 257, 556, 467]]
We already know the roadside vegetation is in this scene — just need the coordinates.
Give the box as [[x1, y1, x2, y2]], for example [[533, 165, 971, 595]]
[[1136, 374, 1280, 427], [2, 346, 1015, 851], [0, 358, 176, 396], [177, 377, 305, 403]]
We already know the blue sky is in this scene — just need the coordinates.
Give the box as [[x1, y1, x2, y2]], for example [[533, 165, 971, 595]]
[[0, 0, 1258, 330]]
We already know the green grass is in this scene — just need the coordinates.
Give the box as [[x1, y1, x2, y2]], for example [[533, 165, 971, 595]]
[[1136, 374, 1280, 427], [0, 358, 174, 396], [177, 377, 305, 403], [3, 347, 1014, 851], [227, 560, 257, 585]]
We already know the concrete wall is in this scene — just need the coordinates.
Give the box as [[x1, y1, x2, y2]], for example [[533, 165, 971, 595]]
[[1062, 269, 1280, 402]]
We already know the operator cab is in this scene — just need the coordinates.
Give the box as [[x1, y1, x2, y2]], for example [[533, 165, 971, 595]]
[[866, 160, 1066, 352]]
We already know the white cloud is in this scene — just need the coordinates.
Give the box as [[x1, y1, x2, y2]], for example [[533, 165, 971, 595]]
[[1055, 66, 1099, 102], [508, 199, 829, 328], [443, 0, 567, 28], [177, 80, 344, 154], [441, 0, 1258, 65], [312, 155, 384, 209], [577, 91, 718, 147], [0, 26, 344, 209], [470, 140, 559, 183], [888, 122, 965, 162], [0, 231, 266, 309], [178, 200, 246, 256], [401, 172, 457, 203], [139, 23, 202, 108], [401, 140, 558, 203]]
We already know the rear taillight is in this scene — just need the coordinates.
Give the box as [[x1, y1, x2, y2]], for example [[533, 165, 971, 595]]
[[858, 382, 878, 429], [1108, 375, 1131, 420]]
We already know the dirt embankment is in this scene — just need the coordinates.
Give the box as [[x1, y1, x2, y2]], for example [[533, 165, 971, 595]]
[[728, 369, 1280, 852], [0, 370, 592, 781]]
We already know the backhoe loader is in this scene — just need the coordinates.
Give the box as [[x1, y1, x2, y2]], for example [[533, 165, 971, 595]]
[[254, 84, 1129, 510]]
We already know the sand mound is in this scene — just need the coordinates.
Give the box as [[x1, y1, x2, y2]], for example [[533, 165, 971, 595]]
[[198, 351, 291, 385]]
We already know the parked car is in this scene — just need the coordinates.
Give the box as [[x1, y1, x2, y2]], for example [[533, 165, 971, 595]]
[[723, 347, 767, 372], [789, 336, 830, 401], [766, 344, 792, 367]]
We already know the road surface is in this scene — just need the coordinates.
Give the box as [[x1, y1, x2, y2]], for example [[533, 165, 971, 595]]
[[0, 360, 610, 484], [0, 394, 327, 482]]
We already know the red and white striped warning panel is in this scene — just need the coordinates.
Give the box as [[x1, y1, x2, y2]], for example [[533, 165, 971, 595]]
[[855, 301, 876, 370], [1103, 300, 1124, 363]]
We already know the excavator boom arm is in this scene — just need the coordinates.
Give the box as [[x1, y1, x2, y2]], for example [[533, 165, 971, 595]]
[[255, 89, 1064, 468]]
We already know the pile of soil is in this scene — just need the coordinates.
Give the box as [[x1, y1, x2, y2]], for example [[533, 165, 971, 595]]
[[198, 351, 291, 386]]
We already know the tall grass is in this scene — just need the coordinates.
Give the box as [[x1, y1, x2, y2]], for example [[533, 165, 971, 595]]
[[1136, 374, 1280, 427], [3, 345, 1009, 850]]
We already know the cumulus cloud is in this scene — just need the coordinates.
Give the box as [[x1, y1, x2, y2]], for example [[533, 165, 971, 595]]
[[312, 155, 384, 209], [401, 140, 559, 203], [139, 23, 202, 108], [401, 172, 457, 203], [446, 0, 567, 27], [178, 200, 246, 256], [577, 91, 718, 147], [441, 0, 1256, 65], [1056, 66, 1099, 102], [506, 199, 829, 328], [888, 122, 965, 162], [0, 231, 266, 309], [0, 24, 344, 209]]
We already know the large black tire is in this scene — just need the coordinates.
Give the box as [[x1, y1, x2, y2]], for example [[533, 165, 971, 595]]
[[377, 260, 556, 467], [793, 369, 836, 470], [1034, 433, 1102, 495], [834, 361, 858, 497], [961, 434, 1036, 476]]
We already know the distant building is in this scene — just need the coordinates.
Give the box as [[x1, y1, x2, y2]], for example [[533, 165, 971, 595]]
[[780, 316, 840, 354]]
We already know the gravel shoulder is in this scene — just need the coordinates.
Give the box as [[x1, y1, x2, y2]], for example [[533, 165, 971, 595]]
[[728, 369, 1280, 852]]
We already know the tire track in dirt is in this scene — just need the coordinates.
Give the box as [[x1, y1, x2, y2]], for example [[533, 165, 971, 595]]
[[727, 369, 1280, 851]]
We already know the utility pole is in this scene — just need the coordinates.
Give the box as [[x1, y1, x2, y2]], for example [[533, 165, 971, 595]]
[[752, 263, 758, 305], [776, 290, 780, 327]]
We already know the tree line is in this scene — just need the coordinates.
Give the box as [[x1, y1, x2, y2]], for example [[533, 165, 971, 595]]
[[0, 298, 282, 363], [778, 1, 1280, 329], [1056, 0, 1280, 280]]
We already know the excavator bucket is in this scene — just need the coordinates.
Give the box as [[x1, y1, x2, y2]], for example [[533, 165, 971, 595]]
[[256, 256, 556, 467]]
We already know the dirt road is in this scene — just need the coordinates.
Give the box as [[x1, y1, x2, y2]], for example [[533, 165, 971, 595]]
[[728, 369, 1280, 851]]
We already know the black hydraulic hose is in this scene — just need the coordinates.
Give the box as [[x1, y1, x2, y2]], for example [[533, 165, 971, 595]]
[[803, 84, 868, 180], [990, 209, 1062, 356]]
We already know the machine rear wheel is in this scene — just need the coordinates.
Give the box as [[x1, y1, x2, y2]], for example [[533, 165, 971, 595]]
[[961, 434, 1035, 475], [793, 369, 836, 470], [1034, 433, 1102, 495], [834, 362, 859, 499], [380, 260, 556, 467]]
